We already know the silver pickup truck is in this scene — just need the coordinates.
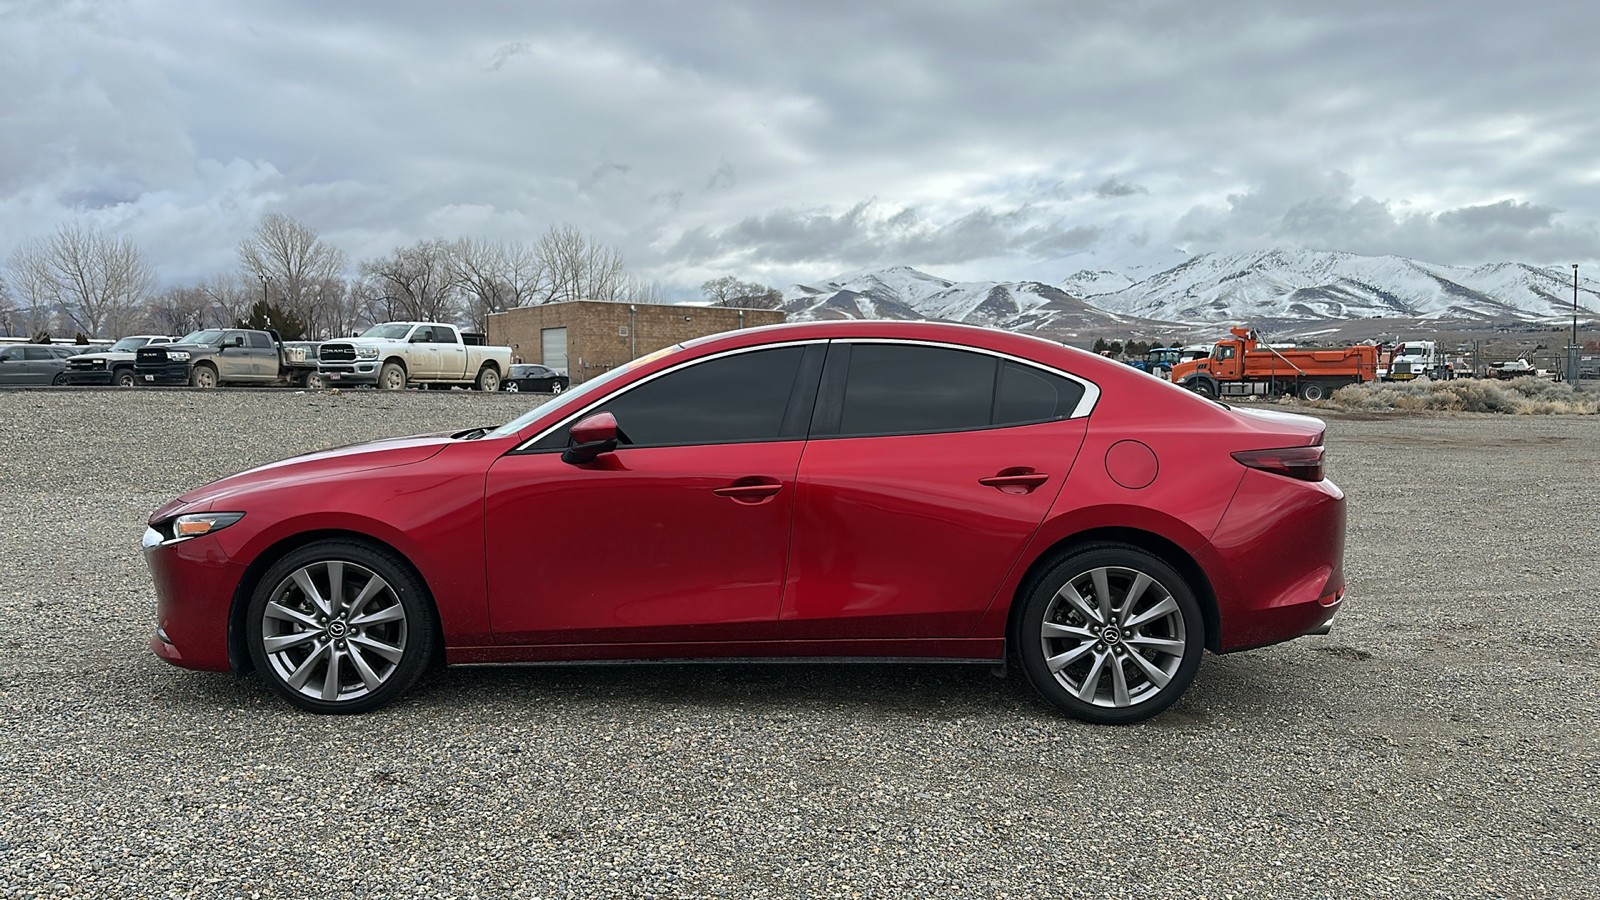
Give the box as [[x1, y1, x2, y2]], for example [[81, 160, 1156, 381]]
[[316, 322, 512, 390]]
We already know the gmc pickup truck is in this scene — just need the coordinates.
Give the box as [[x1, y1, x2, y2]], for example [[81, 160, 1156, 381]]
[[316, 322, 512, 390], [133, 328, 320, 388]]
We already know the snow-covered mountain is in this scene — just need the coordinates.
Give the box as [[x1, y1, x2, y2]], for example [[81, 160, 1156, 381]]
[[1076, 249, 1599, 324], [781, 251, 1599, 339], [782, 266, 1177, 338]]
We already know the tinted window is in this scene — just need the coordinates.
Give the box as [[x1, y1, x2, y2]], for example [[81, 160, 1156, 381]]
[[431, 327, 458, 344], [247, 332, 272, 349], [838, 344, 996, 436], [534, 346, 806, 449], [0, 348, 17, 361], [994, 361, 1085, 425], [25, 347, 54, 361]]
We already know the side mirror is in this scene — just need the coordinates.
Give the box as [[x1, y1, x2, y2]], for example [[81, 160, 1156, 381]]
[[562, 412, 619, 465]]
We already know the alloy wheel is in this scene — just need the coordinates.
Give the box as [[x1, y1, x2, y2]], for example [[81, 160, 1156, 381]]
[[1038, 565, 1188, 710], [259, 560, 409, 704]]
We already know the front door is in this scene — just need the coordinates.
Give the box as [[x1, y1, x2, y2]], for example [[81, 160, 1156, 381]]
[[483, 343, 822, 646]]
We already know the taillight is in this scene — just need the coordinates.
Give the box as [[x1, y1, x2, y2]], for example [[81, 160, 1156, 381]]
[[1231, 445, 1325, 482]]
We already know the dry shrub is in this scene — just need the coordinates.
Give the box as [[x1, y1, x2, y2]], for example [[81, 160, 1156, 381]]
[[1329, 377, 1599, 415]]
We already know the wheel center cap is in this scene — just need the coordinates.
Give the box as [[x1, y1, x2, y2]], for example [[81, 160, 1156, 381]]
[[326, 620, 348, 638], [1101, 626, 1121, 644]]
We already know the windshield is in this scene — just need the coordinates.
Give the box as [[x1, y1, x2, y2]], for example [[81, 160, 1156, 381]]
[[178, 329, 225, 345], [485, 345, 685, 440], [359, 323, 416, 339], [106, 338, 146, 352]]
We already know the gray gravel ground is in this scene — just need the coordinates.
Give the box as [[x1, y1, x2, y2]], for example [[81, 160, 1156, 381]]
[[0, 388, 1596, 899]]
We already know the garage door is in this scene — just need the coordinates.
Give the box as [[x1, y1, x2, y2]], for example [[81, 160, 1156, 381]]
[[541, 327, 568, 374]]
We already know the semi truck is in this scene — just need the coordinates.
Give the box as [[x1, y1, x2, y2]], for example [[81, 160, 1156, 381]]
[[1169, 326, 1378, 401], [1384, 340, 1458, 381]]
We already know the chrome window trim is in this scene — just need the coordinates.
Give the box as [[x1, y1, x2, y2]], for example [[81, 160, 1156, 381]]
[[838, 337, 1101, 420], [513, 336, 1101, 452]]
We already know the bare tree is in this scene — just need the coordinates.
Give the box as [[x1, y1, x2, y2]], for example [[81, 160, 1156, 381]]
[[198, 273, 255, 329], [702, 275, 783, 309], [0, 273, 15, 336], [536, 224, 628, 304], [237, 213, 349, 338], [449, 237, 544, 329], [7, 223, 154, 336], [147, 285, 214, 336], [358, 239, 462, 323]]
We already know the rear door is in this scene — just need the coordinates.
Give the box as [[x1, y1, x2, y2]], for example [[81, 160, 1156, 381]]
[[782, 341, 1092, 639], [433, 326, 468, 379]]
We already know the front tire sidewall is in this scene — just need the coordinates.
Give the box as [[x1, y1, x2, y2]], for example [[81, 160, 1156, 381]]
[[1016, 545, 1204, 725], [115, 369, 136, 387], [244, 541, 436, 714], [190, 365, 217, 389], [378, 363, 406, 391]]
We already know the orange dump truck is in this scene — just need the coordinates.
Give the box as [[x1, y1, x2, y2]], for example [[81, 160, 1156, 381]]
[[1169, 326, 1379, 401]]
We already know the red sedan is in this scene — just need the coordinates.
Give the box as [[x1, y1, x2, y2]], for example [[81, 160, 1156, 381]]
[[144, 321, 1344, 724]]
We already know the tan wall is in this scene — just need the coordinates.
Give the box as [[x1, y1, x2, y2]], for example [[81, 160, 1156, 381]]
[[486, 301, 785, 383]]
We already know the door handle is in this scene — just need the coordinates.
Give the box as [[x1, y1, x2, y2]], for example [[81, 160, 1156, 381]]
[[978, 469, 1050, 494], [713, 479, 783, 503]]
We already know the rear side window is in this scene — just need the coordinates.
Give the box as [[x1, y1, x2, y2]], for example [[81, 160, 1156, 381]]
[[247, 332, 272, 349], [838, 344, 996, 436], [994, 361, 1084, 425], [533, 346, 807, 450]]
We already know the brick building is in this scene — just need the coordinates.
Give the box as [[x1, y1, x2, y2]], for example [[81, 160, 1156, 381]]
[[486, 301, 786, 383]]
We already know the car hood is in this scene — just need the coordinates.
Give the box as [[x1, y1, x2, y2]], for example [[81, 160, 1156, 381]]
[[72, 351, 133, 362], [151, 434, 454, 522]]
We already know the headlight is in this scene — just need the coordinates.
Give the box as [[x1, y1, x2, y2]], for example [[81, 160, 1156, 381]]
[[148, 512, 245, 546], [167, 351, 191, 362], [354, 347, 380, 360]]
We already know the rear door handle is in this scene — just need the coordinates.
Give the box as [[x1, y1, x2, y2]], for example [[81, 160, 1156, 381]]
[[978, 469, 1050, 494], [713, 479, 783, 503]]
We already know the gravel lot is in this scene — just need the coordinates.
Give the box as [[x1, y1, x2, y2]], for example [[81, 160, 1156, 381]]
[[1, 389, 1596, 899]]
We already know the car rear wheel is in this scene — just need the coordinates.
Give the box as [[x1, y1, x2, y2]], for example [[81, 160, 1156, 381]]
[[51, 372, 68, 386], [378, 362, 406, 390], [474, 366, 500, 392], [1016, 544, 1204, 724], [245, 541, 436, 714], [189, 365, 218, 389]]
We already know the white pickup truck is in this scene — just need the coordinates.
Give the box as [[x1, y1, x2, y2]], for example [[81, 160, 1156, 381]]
[[316, 322, 512, 391]]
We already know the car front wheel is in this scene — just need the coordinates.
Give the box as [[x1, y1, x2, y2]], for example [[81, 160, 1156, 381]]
[[245, 540, 436, 714], [378, 362, 406, 390], [1016, 544, 1204, 724]]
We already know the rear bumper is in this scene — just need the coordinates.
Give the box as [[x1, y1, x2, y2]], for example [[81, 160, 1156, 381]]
[[1207, 469, 1347, 652]]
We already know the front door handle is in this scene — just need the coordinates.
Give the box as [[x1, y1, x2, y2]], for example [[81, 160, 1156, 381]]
[[978, 469, 1050, 494], [713, 478, 783, 503]]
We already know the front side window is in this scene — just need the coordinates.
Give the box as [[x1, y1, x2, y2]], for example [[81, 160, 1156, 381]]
[[531, 346, 807, 450]]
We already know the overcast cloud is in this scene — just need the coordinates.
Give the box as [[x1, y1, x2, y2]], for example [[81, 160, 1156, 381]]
[[3, 0, 1598, 297]]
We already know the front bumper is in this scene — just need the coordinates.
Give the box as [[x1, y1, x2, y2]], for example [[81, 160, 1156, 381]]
[[144, 526, 242, 672], [135, 364, 192, 386], [319, 363, 379, 386], [63, 370, 115, 385]]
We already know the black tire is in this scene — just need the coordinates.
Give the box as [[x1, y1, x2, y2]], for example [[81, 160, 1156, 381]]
[[474, 365, 500, 392], [550, 380, 566, 394], [1189, 379, 1217, 399], [378, 362, 406, 390], [114, 368, 136, 388], [245, 540, 437, 714], [189, 364, 218, 389], [51, 372, 68, 386], [1015, 544, 1205, 725], [1298, 381, 1328, 401], [504, 381, 519, 393]]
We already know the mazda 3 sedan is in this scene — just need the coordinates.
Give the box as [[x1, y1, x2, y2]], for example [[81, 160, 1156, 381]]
[[144, 321, 1345, 724]]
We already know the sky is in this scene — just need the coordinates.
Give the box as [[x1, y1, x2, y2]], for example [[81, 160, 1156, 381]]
[[3, 0, 1599, 299]]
